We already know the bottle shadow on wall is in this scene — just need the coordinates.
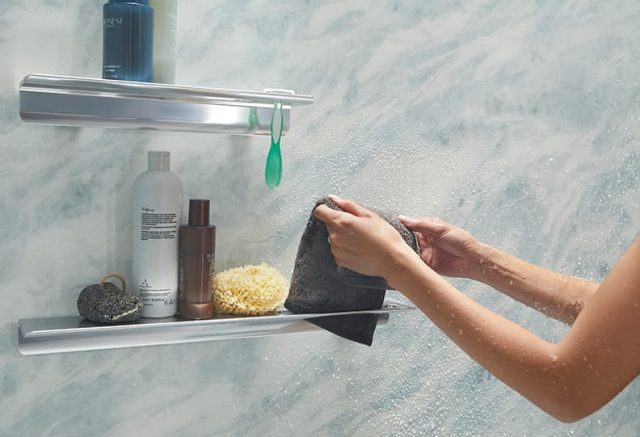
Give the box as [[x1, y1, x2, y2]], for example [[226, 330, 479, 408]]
[[217, 135, 264, 269], [106, 132, 147, 285]]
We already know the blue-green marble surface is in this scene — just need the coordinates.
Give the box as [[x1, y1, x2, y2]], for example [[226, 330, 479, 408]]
[[0, 1, 639, 435]]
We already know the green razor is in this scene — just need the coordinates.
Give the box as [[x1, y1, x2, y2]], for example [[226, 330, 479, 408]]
[[265, 101, 284, 188]]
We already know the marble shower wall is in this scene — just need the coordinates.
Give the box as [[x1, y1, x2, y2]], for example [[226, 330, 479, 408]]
[[1, 0, 639, 435]]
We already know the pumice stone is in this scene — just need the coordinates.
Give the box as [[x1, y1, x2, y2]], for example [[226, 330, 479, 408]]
[[77, 273, 143, 324]]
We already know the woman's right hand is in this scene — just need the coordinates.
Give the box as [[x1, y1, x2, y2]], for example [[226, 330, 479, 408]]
[[399, 216, 481, 278]]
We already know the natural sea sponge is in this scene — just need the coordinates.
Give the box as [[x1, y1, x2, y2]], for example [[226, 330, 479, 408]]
[[212, 264, 288, 315]]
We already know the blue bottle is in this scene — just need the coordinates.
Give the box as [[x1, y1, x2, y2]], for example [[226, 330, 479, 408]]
[[103, 0, 153, 82]]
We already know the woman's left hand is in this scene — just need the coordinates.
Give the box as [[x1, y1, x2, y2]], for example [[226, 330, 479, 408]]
[[314, 195, 412, 278]]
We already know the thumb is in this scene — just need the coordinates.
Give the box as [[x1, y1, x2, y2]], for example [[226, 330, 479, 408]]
[[314, 204, 343, 223], [399, 215, 447, 236], [328, 195, 369, 217]]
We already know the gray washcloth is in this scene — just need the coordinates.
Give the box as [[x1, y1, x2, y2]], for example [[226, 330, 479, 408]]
[[285, 198, 418, 345]]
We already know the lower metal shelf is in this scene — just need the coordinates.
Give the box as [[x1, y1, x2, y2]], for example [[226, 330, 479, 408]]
[[17, 299, 415, 355]]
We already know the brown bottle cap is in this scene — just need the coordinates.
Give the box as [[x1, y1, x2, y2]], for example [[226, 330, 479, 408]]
[[188, 199, 210, 227]]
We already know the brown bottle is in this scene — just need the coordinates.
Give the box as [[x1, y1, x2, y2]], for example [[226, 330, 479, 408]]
[[178, 199, 216, 319]]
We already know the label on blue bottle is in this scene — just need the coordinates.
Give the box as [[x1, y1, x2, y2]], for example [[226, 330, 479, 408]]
[[103, 17, 123, 28]]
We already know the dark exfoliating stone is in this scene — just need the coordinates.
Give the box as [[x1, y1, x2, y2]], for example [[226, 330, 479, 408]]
[[77, 282, 143, 324]]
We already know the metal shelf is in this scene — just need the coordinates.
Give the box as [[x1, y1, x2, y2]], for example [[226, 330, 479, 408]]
[[19, 74, 314, 135], [18, 299, 415, 355]]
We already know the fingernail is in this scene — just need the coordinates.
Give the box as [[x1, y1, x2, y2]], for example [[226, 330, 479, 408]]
[[329, 194, 342, 201], [398, 214, 410, 221]]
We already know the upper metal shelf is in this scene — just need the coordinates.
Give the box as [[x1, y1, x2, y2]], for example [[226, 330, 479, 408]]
[[18, 299, 415, 356], [19, 74, 314, 135]]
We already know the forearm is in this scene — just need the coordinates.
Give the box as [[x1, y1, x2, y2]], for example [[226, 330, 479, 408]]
[[384, 249, 590, 421], [467, 243, 599, 324]]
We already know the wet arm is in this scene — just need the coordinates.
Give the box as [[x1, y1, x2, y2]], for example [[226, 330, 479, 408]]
[[467, 243, 599, 324], [385, 240, 640, 422]]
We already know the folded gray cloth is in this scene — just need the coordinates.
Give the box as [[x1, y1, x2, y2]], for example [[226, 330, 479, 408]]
[[285, 198, 418, 345]]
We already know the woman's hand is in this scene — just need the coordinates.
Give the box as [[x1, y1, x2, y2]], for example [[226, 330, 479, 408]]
[[398, 216, 480, 278], [314, 196, 415, 279]]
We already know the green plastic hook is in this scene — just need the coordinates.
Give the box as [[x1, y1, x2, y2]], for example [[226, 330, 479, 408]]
[[265, 101, 284, 188]]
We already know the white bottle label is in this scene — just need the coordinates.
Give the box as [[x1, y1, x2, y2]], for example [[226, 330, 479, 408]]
[[132, 160, 182, 319], [137, 278, 176, 312], [135, 206, 179, 316], [140, 208, 178, 241]]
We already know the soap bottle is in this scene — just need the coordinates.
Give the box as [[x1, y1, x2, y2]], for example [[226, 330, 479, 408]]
[[149, 0, 177, 84], [103, 0, 154, 82], [132, 151, 183, 318], [178, 199, 216, 320]]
